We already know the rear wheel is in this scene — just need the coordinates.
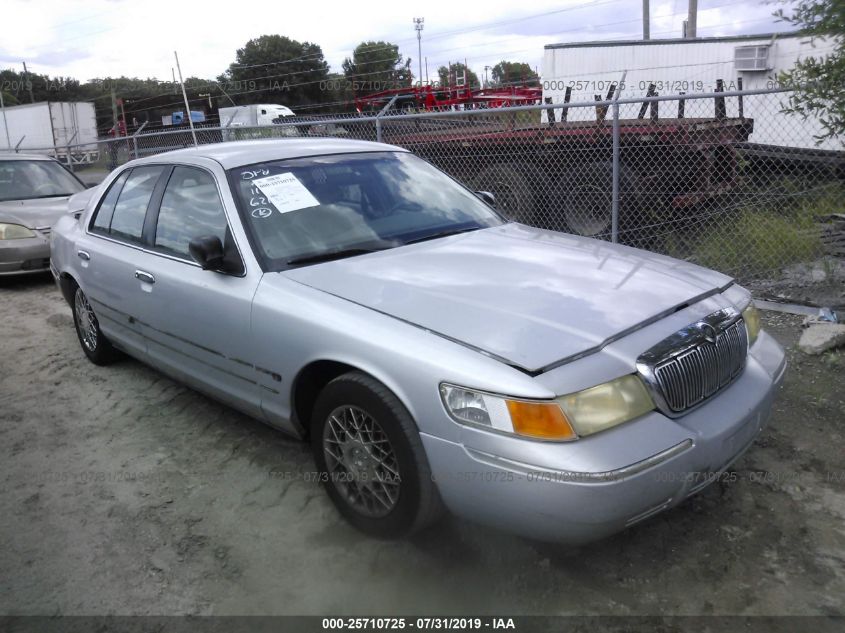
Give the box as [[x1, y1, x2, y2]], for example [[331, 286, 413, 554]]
[[559, 162, 640, 237], [72, 286, 120, 365], [311, 371, 442, 538]]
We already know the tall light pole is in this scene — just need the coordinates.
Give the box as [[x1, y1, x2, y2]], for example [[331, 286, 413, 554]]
[[414, 17, 424, 86], [642, 0, 650, 40]]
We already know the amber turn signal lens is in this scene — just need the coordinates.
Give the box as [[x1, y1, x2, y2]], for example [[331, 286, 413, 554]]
[[507, 400, 577, 440]]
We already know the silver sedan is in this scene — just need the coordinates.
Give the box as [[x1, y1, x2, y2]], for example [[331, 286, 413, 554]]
[[50, 139, 786, 543]]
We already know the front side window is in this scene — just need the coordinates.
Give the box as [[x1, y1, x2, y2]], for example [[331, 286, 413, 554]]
[[0, 160, 85, 202], [154, 167, 229, 258], [107, 166, 165, 243], [229, 151, 502, 270]]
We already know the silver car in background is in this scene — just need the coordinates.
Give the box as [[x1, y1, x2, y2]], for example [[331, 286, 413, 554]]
[[50, 139, 786, 543], [0, 153, 87, 276]]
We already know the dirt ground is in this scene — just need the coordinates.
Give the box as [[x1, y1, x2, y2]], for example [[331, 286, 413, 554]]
[[1, 273, 843, 617]]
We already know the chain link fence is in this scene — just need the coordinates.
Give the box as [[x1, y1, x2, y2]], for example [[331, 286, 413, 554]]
[[5, 87, 843, 287]]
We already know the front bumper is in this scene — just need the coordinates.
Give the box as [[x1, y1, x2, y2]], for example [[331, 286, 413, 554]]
[[0, 235, 51, 276], [422, 330, 787, 543]]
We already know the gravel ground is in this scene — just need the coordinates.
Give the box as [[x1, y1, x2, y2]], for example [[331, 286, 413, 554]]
[[1, 273, 843, 616]]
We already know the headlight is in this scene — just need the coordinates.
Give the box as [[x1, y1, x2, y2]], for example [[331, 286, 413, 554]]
[[557, 374, 655, 437], [0, 223, 36, 240], [742, 303, 761, 346], [440, 375, 655, 441], [440, 384, 577, 440]]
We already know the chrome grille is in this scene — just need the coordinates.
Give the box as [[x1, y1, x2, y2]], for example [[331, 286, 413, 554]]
[[637, 308, 749, 416]]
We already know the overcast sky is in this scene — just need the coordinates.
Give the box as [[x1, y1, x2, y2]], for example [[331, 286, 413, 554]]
[[2, 0, 797, 85]]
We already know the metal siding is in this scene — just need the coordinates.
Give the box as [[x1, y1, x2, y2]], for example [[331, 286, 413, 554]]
[[541, 35, 840, 150]]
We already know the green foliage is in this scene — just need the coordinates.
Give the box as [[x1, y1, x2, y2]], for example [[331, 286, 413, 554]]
[[776, 0, 845, 142], [223, 35, 329, 107], [436, 63, 479, 89], [692, 181, 843, 275], [342, 41, 411, 96], [490, 61, 539, 87]]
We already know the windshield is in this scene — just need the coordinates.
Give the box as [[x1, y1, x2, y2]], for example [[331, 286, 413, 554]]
[[229, 151, 503, 270], [0, 160, 85, 202]]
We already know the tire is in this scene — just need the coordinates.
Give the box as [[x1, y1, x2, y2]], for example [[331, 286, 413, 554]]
[[558, 162, 640, 237], [72, 285, 120, 365], [471, 162, 546, 225], [311, 371, 443, 538]]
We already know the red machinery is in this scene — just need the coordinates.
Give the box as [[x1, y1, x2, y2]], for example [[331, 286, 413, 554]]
[[354, 84, 542, 113]]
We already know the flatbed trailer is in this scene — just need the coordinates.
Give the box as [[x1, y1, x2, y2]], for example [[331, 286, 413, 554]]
[[378, 107, 753, 238]]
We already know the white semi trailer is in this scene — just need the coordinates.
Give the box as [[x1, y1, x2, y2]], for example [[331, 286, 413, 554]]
[[219, 104, 297, 141], [0, 101, 99, 164]]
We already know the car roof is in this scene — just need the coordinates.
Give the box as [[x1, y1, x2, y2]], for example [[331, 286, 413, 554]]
[[0, 152, 58, 162], [135, 138, 408, 170]]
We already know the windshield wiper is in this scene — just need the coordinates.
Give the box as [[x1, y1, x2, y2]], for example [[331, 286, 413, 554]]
[[404, 226, 481, 245], [286, 246, 392, 266]]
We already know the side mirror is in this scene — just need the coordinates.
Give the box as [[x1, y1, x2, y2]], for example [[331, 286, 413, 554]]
[[189, 235, 225, 271], [475, 191, 496, 207]]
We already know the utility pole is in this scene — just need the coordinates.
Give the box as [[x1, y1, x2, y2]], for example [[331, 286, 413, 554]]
[[643, 0, 650, 40], [0, 90, 11, 150], [174, 51, 198, 146], [687, 0, 697, 38], [111, 87, 119, 132], [413, 18, 424, 86], [484, 65, 491, 88], [22, 62, 34, 103]]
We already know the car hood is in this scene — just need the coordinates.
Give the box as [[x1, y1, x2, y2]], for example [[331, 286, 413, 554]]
[[283, 223, 733, 372], [0, 196, 74, 229]]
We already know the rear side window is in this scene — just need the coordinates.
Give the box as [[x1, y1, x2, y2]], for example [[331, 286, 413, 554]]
[[154, 167, 229, 258], [91, 171, 130, 233], [109, 166, 165, 243]]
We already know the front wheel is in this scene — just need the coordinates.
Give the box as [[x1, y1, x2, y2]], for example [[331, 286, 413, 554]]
[[72, 286, 120, 365], [311, 372, 443, 538]]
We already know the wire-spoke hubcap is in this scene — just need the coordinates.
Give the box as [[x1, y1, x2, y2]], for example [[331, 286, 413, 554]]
[[323, 405, 400, 518], [74, 290, 98, 352]]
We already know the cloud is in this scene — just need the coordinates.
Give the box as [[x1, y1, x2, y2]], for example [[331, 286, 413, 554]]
[[0, 0, 797, 91]]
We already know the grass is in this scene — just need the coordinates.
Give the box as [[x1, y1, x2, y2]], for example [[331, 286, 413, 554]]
[[689, 180, 844, 277]]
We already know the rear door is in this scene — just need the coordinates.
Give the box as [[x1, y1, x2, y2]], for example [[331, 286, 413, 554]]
[[76, 165, 167, 358], [128, 164, 264, 417]]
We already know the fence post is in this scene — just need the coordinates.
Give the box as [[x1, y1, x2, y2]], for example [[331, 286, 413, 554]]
[[131, 121, 148, 160], [611, 100, 620, 244], [610, 72, 626, 244], [375, 94, 399, 144]]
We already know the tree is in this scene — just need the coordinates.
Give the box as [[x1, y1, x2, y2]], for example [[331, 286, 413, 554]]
[[776, 0, 844, 141], [436, 63, 479, 89], [342, 41, 411, 96], [223, 35, 330, 107], [490, 61, 539, 87]]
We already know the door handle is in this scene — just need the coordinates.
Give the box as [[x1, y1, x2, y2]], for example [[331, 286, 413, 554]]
[[77, 250, 90, 261], [134, 270, 155, 284]]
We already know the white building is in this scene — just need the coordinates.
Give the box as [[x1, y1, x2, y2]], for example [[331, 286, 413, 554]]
[[541, 33, 842, 151]]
